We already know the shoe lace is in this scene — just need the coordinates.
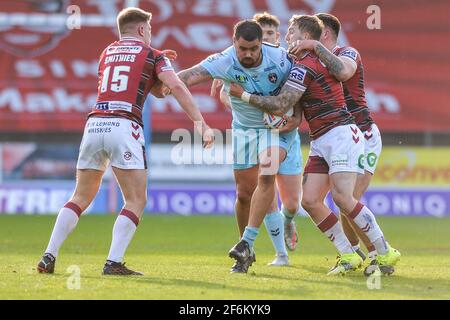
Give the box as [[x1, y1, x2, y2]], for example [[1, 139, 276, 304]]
[[44, 253, 55, 263]]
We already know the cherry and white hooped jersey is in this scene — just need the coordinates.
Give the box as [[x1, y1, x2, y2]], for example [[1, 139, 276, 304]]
[[285, 52, 354, 140], [89, 37, 173, 126], [333, 46, 374, 132]]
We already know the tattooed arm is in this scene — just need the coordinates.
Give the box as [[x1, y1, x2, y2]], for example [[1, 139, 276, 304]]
[[177, 64, 213, 87], [229, 82, 304, 117], [289, 40, 356, 82], [313, 42, 356, 81]]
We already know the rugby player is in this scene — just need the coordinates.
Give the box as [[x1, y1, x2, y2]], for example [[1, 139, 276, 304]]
[[37, 7, 214, 275]]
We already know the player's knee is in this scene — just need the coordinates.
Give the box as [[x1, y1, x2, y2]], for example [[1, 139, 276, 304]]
[[353, 188, 364, 201], [258, 174, 276, 189], [72, 182, 103, 206], [283, 200, 299, 214], [138, 193, 148, 208], [353, 177, 370, 200], [330, 190, 353, 212], [124, 192, 147, 210], [280, 191, 299, 213], [236, 188, 253, 204], [259, 156, 280, 175], [301, 194, 320, 212]]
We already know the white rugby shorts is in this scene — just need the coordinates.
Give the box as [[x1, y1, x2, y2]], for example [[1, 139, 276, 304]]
[[361, 123, 382, 174], [304, 124, 365, 175], [77, 117, 146, 171]]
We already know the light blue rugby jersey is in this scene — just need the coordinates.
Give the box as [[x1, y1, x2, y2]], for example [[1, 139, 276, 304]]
[[200, 43, 292, 129]]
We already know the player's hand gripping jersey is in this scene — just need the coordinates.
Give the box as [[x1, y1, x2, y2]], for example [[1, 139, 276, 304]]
[[285, 52, 354, 139], [89, 37, 173, 127]]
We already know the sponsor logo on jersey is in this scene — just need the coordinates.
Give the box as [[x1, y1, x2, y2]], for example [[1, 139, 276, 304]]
[[124, 151, 132, 161], [95, 102, 109, 110], [106, 46, 143, 55], [367, 152, 378, 167], [251, 74, 259, 82], [206, 53, 224, 62], [341, 49, 358, 60], [289, 67, 306, 83], [331, 154, 349, 167], [268, 73, 278, 83], [264, 66, 276, 72], [95, 101, 133, 113], [109, 101, 133, 112], [235, 74, 248, 83], [358, 154, 365, 169]]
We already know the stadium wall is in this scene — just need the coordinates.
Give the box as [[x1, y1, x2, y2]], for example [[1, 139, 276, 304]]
[[0, 182, 449, 217], [1, 144, 449, 216]]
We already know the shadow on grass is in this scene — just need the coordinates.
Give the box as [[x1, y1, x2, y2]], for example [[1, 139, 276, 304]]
[[297, 266, 450, 299], [79, 273, 314, 299]]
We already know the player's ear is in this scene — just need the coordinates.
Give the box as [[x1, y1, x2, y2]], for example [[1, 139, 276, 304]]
[[138, 24, 144, 37]]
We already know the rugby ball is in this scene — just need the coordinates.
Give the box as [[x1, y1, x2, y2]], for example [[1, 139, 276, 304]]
[[263, 108, 294, 129]]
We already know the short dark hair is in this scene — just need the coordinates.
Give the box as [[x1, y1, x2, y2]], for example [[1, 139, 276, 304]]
[[315, 13, 341, 38], [117, 7, 152, 34], [233, 20, 263, 42], [289, 15, 323, 40], [253, 12, 280, 28]]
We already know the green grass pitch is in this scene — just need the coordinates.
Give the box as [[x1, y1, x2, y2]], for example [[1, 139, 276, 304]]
[[0, 215, 449, 300]]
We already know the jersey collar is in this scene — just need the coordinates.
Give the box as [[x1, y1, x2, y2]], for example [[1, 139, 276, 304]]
[[120, 36, 144, 43]]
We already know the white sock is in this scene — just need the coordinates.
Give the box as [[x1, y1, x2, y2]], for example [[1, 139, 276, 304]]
[[107, 210, 139, 263], [349, 203, 388, 255], [317, 213, 353, 255], [45, 203, 81, 257], [352, 245, 361, 252]]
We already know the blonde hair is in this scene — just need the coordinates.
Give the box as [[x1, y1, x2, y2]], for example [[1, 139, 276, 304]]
[[117, 7, 152, 34], [253, 12, 280, 28]]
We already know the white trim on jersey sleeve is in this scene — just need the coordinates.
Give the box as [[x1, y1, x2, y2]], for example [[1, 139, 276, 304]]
[[286, 80, 306, 92], [338, 47, 359, 61], [160, 56, 175, 72], [286, 65, 308, 91]]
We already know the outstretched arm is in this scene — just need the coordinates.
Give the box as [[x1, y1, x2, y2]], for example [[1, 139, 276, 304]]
[[289, 40, 356, 82], [177, 64, 213, 87], [229, 83, 304, 117], [158, 70, 214, 148]]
